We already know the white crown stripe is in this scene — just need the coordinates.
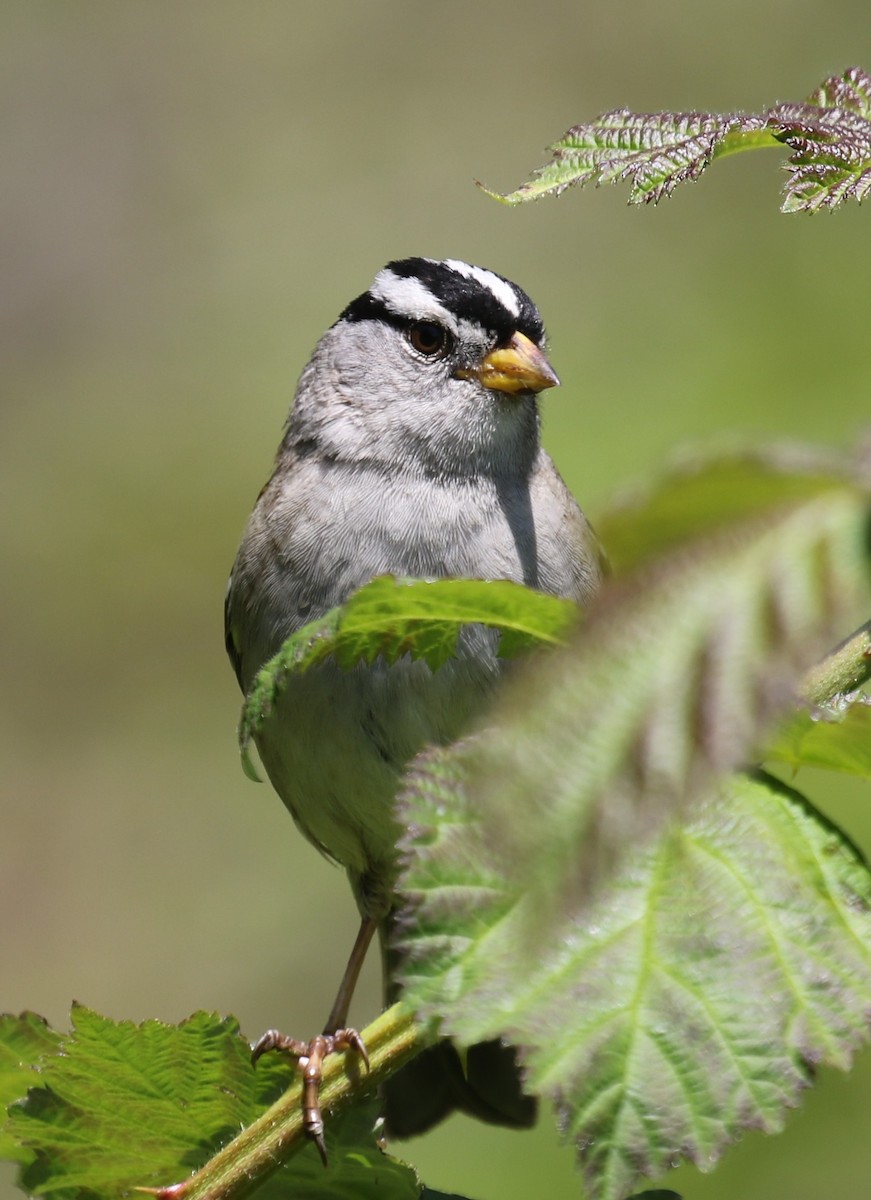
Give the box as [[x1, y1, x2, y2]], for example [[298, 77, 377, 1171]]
[[370, 270, 453, 324], [443, 259, 521, 318]]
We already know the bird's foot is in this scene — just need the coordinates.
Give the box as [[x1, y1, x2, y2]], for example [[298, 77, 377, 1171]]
[[251, 1028, 369, 1165]]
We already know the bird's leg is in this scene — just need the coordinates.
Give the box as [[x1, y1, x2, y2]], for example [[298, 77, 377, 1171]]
[[322, 913, 378, 1033], [251, 915, 377, 1164]]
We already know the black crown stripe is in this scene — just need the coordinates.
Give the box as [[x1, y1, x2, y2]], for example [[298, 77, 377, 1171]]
[[338, 258, 545, 346]]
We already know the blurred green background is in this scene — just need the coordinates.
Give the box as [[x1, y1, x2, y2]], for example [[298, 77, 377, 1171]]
[[3, 3, 871, 1198]]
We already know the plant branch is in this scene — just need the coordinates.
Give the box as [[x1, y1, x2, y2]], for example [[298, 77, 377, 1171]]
[[144, 1004, 429, 1200], [800, 619, 871, 707]]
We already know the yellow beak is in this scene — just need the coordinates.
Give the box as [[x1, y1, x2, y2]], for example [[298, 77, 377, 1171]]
[[458, 331, 560, 395]]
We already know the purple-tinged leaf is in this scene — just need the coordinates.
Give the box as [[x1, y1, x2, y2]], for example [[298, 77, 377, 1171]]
[[484, 110, 766, 206], [769, 68, 871, 212], [395, 770, 871, 1200], [485, 65, 871, 212]]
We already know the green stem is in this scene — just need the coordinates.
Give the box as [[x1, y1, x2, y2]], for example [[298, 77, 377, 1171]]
[[800, 619, 871, 707], [148, 1004, 429, 1200]]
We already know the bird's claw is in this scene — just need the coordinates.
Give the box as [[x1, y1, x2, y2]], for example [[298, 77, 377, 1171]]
[[251, 1027, 369, 1165]]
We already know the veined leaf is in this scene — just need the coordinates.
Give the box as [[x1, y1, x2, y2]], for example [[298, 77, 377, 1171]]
[[7, 1009, 288, 1196], [3, 1007, 420, 1200], [395, 771, 871, 1200], [771, 67, 871, 213], [767, 697, 871, 779], [451, 481, 870, 916], [483, 66, 871, 213], [0, 1013, 60, 1164], [481, 109, 765, 206], [238, 576, 578, 775]]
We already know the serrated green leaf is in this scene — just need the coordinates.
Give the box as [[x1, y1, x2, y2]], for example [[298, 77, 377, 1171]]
[[395, 771, 871, 1200], [442, 481, 870, 922], [0, 1013, 61, 1165], [770, 67, 871, 213], [595, 443, 854, 575], [767, 699, 871, 778], [483, 65, 871, 213], [482, 110, 763, 206], [5, 1007, 419, 1200], [238, 576, 578, 770], [8, 1009, 275, 1194]]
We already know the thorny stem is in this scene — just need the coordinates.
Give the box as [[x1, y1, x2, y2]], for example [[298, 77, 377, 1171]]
[[800, 619, 871, 707]]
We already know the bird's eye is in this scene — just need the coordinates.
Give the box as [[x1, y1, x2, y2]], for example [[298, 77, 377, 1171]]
[[408, 321, 450, 358]]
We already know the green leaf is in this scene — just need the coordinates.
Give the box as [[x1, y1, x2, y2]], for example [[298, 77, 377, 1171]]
[[395, 771, 871, 1200], [595, 443, 855, 575], [5, 1007, 420, 1200], [0, 1013, 61, 1164], [7, 1008, 281, 1195], [428, 480, 869, 920], [483, 65, 871, 213], [771, 67, 871, 213], [767, 698, 871, 779], [481, 110, 765, 206], [238, 576, 578, 775]]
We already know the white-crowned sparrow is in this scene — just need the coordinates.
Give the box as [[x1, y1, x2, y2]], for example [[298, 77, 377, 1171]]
[[225, 257, 603, 1153]]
